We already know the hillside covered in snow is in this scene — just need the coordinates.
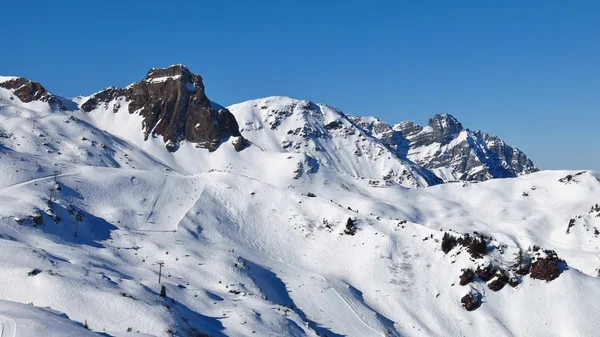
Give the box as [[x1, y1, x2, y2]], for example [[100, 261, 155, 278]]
[[0, 66, 598, 337]]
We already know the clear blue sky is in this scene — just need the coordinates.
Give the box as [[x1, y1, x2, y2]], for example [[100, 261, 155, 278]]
[[2, 0, 599, 170]]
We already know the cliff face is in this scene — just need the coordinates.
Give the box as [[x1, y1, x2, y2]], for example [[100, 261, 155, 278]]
[[81, 65, 245, 152]]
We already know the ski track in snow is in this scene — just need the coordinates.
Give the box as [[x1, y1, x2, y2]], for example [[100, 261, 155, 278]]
[[237, 247, 386, 337], [0, 316, 16, 337], [278, 260, 383, 336], [0, 170, 80, 193]]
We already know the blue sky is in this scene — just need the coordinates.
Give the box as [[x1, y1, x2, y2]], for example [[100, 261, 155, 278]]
[[2, 0, 599, 170]]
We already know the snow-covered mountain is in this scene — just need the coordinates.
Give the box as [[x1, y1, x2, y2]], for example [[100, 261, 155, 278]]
[[351, 114, 538, 181], [227, 96, 441, 187], [0, 66, 598, 337]]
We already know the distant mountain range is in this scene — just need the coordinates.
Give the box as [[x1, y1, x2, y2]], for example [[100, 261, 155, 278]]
[[351, 113, 537, 181], [0, 64, 537, 184]]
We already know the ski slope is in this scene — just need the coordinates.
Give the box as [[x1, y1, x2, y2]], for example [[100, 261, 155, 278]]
[[0, 77, 599, 336]]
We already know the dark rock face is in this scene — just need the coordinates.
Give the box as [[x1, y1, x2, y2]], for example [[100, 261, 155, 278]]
[[232, 136, 250, 152], [80, 87, 125, 113], [487, 274, 509, 291], [0, 77, 66, 110], [559, 171, 586, 184], [1, 66, 246, 152], [461, 292, 481, 311], [530, 251, 564, 282], [80, 65, 246, 152], [508, 275, 520, 287], [352, 113, 538, 182], [427, 114, 464, 144], [475, 264, 496, 282], [459, 268, 475, 286]]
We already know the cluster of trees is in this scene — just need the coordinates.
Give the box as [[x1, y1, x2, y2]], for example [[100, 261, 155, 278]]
[[441, 232, 487, 258]]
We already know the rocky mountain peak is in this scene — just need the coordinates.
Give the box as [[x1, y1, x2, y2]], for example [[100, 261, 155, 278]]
[[0, 76, 66, 110], [81, 65, 246, 152], [427, 113, 464, 143], [146, 64, 192, 77], [392, 120, 423, 137], [143, 64, 203, 91], [352, 113, 537, 182]]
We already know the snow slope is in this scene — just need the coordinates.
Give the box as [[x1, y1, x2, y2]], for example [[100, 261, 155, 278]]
[[0, 74, 599, 337], [0, 300, 102, 337]]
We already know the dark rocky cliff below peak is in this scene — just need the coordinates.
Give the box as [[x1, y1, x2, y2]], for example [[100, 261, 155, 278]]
[[0, 77, 66, 110], [81, 64, 247, 152]]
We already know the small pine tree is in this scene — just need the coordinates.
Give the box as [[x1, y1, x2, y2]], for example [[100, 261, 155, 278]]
[[441, 232, 456, 254], [344, 218, 356, 235], [515, 249, 524, 268], [160, 285, 167, 298], [467, 236, 487, 258]]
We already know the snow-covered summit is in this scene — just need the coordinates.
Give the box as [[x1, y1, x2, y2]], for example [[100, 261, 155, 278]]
[[228, 96, 442, 187]]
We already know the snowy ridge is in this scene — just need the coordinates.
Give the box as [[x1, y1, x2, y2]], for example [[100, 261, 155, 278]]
[[0, 300, 101, 337], [228, 96, 441, 188], [0, 76, 19, 84]]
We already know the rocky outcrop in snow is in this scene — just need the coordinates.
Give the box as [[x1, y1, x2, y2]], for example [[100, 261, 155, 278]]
[[0, 77, 66, 110], [351, 113, 538, 181], [81, 65, 245, 152]]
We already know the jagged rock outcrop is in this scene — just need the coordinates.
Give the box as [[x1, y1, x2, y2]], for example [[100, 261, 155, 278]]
[[0, 77, 66, 110], [461, 292, 481, 311], [80, 86, 124, 113], [487, 273, 509, 292], [81, 65, 246, 152], [351, 113, 538, 182], [530, 251, 564, 282], [459, 268, 475, 286]]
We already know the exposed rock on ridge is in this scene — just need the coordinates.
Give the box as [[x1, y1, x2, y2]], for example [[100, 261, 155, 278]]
[[81, 65, 246, 152], [351, 113, 538, 181], [0, 77, 66, 110]]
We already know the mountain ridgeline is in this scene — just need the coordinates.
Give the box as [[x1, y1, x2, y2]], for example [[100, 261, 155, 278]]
[[0, 64, 536, 183], [351, 113, 538, 181]]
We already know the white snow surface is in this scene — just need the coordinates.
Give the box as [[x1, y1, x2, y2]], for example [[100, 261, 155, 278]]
[[0, 76, 19, 84], [0, 87, 599, 336], [145, 75, 183, 84], [0, 300, 101, 336]]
